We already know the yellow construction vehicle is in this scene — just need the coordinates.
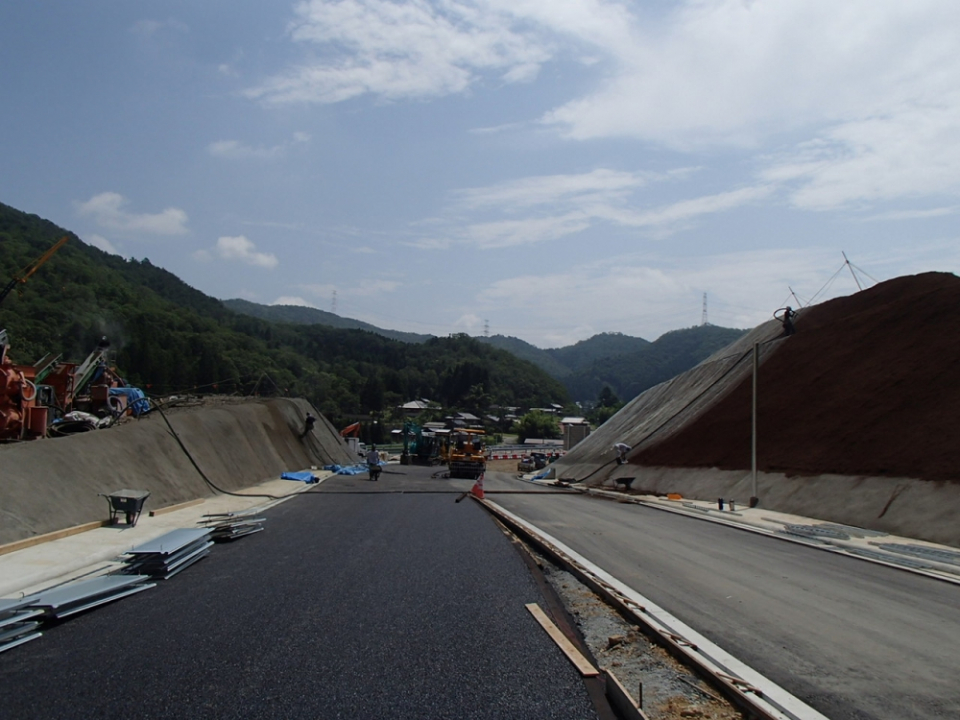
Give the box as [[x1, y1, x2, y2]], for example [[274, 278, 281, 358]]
[[446, 428, 486, 479]]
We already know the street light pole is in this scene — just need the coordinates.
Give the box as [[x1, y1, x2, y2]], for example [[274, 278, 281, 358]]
[[750, 342, 759, 507]]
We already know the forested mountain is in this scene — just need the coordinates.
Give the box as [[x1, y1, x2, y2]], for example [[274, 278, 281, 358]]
[[482, 327, 745, 403], [480, 335, 572, 378], [0, 202, 568, 423], [548, 332, 652, 370], [223, 289, 744, 406], [222, 298, 432, 344], [560, 325, 745, 401]]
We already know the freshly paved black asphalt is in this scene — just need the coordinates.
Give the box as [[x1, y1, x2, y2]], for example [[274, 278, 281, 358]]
[[0, 467, 598, 719]]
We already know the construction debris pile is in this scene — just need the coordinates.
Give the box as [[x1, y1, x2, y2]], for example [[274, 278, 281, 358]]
[[636, 272, 960, 481], [0, 329, 149, 442], [199, 511, 266, 542]]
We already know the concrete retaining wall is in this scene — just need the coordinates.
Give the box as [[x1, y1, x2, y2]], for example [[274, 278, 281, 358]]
[[593, 465, 960, 549], [0, 397, 356, 545]]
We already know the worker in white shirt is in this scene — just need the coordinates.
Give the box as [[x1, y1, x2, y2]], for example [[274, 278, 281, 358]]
[[366, 445, 382, 480], [613, 442, 632, 465]]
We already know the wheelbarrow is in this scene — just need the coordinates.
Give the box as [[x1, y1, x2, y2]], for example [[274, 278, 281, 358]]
[[99, 489, 151, 527]]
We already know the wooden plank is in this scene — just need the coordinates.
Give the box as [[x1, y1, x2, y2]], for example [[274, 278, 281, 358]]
[[525, 602, 600, 677], [0, 521, 107, 557], [149, 498, 204, 517]]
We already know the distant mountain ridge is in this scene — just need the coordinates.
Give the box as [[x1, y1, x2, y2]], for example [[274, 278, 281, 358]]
[[223, 294, 745, 405], [484, 327, 746, 403], [222, 299, 433, 344]]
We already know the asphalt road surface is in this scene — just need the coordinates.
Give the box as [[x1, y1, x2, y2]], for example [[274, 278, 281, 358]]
[[0, 466, 599, 720], [485, 471, 960, 720]]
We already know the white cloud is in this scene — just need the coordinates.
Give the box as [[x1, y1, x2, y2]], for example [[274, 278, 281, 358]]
[[215, 235, 279, 268], [761, 103, 960, 210], [544, 2, 960, 144], [861, 206, 959, 222], [76, 192, 189, 236], [207, 132, 311, 160], [353, 279, 400, 296], [421, 169, 770, 249], [454, 313, 483, 332], [453, 168, 649, 210], [477, 245, 871, 346], [461, 214, 591, 248], [404, 237, 453, 250], [612, 185, 775, 228], [532, 1, 960, 210], [245, 0, 553, 105], [272, 296, 316, 307], [298, 279, 399, 298], [85, 234, 120, 255], [245, 1, 960, 215]]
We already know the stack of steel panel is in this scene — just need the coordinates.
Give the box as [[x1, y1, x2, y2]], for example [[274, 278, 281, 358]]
[[199, 511, 266, 542], [18, 574, 156, 621], [0, 597, 44, 653], [120, 528, 214, 580]]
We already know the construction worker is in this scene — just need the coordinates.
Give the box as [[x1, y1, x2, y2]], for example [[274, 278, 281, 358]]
[[778, 306, 797, 336], [613, 442, 631, 465], [366, 444, 381, 481], [300, 412, 316, 439]]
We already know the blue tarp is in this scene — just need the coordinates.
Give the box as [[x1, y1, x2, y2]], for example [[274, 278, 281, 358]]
[[109, 387, 150, 417], [322, 464, 379, 476], [281, 471, 319, 483]]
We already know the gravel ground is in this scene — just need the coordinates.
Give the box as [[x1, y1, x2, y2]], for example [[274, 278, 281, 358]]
[[537, 560, 744, 720], [486, 458, 743, 717]]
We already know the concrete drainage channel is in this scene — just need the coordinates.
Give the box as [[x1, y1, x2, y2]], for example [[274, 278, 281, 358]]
[[479, 498, 829, 720]]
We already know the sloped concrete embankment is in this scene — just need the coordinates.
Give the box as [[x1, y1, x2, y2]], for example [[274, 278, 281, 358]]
[[613, 466, 960, 549], [0, 398, 355, 545], [553, 319, 784, 486]]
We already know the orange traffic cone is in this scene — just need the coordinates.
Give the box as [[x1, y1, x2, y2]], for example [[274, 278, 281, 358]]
[[470, 473, 485, 500]]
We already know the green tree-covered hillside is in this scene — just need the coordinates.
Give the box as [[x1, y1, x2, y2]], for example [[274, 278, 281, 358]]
[[0, 202, 568, 423]]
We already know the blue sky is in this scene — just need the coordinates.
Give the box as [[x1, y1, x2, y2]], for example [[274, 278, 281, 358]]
[[2, 1, 958, 348]]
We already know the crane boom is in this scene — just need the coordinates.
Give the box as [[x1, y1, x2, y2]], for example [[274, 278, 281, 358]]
[[0, 236, 69, 306]]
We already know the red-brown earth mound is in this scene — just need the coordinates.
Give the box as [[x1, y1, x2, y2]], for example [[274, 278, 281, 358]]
[[636, 272, 960, 481]]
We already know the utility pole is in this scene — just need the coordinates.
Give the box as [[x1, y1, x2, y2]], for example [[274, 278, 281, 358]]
[[701, 293, 708, 326], [331, 289, 338, 315], [483, 319, 490, 337]]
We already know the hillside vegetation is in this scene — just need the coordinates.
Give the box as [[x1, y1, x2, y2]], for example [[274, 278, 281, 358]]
[[0, 202, 568, 423], [482, 327, 745, 403], [220, 294, 746, 407]]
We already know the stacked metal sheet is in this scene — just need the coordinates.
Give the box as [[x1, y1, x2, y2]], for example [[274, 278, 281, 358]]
[[198, 511, 266, 542], [0, 598, 44, 653], [18, 574, 156, 621], [120, 528, 214, 580]]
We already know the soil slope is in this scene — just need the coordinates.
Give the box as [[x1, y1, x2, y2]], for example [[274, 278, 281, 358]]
[[637, 272, 960, 481]]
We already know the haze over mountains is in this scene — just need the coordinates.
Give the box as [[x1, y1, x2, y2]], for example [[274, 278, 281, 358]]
[[224, 298, 746, 404]]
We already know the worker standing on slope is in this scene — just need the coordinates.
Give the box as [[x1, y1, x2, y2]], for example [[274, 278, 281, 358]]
[[777, 306, 797, 336], [300, 412, 316, 439], [613, 442, 632, 465]]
